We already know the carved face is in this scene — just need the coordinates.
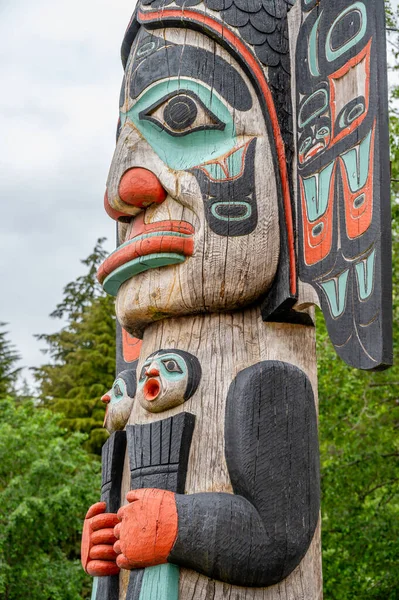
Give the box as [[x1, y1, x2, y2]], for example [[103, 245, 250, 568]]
[[137, 349, 201, 413], [101, 369, 137, 434], [99, 27, 280, 337]]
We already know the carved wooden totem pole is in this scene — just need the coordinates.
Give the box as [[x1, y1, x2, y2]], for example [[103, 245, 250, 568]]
[[81, 1, 392, 599]]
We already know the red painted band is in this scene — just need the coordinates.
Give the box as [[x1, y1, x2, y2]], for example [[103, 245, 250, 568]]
[[97, 234, 194, 283], [137, 8, 297, 296]]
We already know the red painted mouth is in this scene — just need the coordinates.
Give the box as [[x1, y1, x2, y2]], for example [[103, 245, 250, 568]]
[[97, 214, 194, 284], [143, 378, 161, 401]]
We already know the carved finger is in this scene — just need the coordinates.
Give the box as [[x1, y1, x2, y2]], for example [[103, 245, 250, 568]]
[[91, 528, 117, 546], [116, 553, 133, 570], [114, 522, 121, 539], [91, 513, 120, 531], [113, 540, 122, 555], [85, 502, 106, 520], [89, 544, 118, 561], [86, 559, 120, 577]]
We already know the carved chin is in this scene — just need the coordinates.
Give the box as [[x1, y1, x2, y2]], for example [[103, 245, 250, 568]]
[[104, 400, 134, 434], [115, 249, 278, 339]]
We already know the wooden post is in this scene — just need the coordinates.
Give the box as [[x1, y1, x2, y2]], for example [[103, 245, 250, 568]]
[[81, 1, 392, 599]]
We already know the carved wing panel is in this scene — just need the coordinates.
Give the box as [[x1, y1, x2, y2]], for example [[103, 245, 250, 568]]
[[295, 0, 392, 370]]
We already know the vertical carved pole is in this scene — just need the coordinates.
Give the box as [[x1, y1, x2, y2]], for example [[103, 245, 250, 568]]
[[82, 1, 392, 599]]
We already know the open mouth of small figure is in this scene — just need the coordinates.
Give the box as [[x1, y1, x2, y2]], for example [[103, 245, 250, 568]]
[[97, 214, 195, 296], [143, 378, 161, 401]]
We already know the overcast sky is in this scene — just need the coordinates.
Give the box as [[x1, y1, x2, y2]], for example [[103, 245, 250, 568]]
[[0, 1, 398, 389], [0, 0, 135, 387]]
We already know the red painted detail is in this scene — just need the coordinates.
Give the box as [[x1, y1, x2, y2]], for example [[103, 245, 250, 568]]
[[101, 394, 111, 404], [104, 190, 129, 221], [119, 167, 167, 208], [114, 488, 178, 569], [340, 124, 375, 240], [97, 217, 195, 284], [300, 163, 336, 267], [122, 329, 142, 362], [137, 8, 297, 296], [329, 40, 371, 148], [143, 378, 161, 401], [81, 502, 120, 577]]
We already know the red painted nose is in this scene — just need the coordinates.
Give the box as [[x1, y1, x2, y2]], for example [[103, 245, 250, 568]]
[[146, 367, 160, 377], [119, 168, 167, 209], [101, 394, 111, 404]]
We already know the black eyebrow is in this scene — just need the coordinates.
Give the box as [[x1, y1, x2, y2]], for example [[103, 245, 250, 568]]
[[129, 42, 252, 112]]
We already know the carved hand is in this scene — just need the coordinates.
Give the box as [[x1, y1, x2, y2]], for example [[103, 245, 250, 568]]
[[113, 488, 178, 570], [81, 502, 120, 576]]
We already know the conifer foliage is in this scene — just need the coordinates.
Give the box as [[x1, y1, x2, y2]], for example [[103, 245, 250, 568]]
[[34, 239, 116, 454]]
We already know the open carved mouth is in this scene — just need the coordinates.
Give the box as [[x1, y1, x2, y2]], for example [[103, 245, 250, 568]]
[[97, 214, 195, 296], [143, 378, 161, 401]]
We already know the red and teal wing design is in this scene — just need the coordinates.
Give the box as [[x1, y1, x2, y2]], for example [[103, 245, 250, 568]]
[[295, 0, 392, 370]]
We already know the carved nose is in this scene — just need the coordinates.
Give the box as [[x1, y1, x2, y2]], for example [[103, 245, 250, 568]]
[[119, 168, 167, 209], [101, 394, 111, 404], [146, 367, 160, 377]]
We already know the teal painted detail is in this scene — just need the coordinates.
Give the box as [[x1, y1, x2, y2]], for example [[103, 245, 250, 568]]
[[320, 270, 350, 318], [201, 163, 226, 180], [302, 161, 335, 222], [210, 201, 252, 221], [226, 145, 245, 177], [339, 103, 365, 129], [139, 352, 187, 384], [90, 578, 98, 600], [355, 250, 376, 300], [109, 378, 126, 404], [139, 564, 179, 600], [299, 89, 329, 128], [340, 129, 372, 193], [309, 13, 323, 77], [121, 79, 237, 171], [103, 253, 186, 296], [326, 3, 367, 62]]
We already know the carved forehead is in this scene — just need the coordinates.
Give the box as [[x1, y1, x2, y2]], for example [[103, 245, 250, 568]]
[[124, 27, 253, 111]]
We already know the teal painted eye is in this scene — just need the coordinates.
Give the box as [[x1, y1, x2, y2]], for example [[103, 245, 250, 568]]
[[162, 358, 183, 374], [317, 127, 330, 138], [300, 137, 313, 155], [121, 78, 237, 171], [139, 365, 149, 381], [111, 379, 125, 404]]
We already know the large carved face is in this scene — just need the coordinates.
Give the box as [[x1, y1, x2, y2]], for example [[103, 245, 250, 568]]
[[98, 27, 280, 337]]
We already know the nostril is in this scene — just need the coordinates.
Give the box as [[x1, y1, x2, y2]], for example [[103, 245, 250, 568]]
[[118, 168, 167, 209], [104, 190, 130, 222]]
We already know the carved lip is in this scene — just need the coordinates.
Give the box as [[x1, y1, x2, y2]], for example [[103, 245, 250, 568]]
[[97, 216, 195, 291], [143, 378, 161, 401]]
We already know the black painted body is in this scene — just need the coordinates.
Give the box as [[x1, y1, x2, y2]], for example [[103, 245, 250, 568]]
[[169, 361, 320, 587]]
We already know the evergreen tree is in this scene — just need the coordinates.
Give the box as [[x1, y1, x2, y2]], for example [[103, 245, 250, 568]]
[[0, 324, 21, 397], [34, 240, 116, 454]]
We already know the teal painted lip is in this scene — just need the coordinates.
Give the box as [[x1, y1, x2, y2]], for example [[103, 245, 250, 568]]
[[103, 253, 186, 297]]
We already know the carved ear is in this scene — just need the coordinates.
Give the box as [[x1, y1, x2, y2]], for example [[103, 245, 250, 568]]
[[292, 0, 392, 370]]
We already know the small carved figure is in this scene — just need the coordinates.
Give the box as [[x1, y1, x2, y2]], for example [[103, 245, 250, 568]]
[[102, 368, 137, 434], [136, 349, 201, 413]]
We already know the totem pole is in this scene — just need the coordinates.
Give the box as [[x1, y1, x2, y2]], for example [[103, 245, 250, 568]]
[[81, 1, 392, 599]]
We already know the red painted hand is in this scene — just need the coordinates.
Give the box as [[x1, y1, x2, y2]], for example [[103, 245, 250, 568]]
[[81, 502, 120, 577], [113, 489, 178, 570]]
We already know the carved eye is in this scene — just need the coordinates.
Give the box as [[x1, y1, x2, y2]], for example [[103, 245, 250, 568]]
[[316, 126, 330, 139], [113, 383, 123, 398], [337, 96, 366, 131], [300, 137, 313, 155], [139, 91, 225, 137], [140, 365, 148, 381], [162, 358, 183, 374]]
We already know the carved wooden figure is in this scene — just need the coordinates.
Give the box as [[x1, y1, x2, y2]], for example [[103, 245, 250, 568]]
[[82, 1, 392, 599]]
